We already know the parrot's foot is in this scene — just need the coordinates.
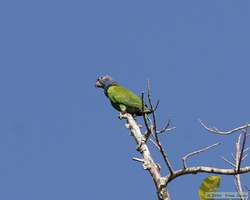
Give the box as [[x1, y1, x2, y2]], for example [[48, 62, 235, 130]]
[[118, 112, 127, 119]]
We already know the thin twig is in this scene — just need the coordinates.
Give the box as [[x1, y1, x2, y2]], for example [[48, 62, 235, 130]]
[[147, 80, 156, 133], [141, 92, 151, 141], [149, 138, 161, 150], [132, 157, 145, 163], [234, 129, 248, 200], [242, 153, 248, 161], [153, 100, 160, 112], [243, 147, 249, 153], [157, 127, 176, 134], [156, 120, 176, 135], [237, 129, 248, 172], [182, 142, 221, 168], [235, 174, 244, 200], [199, 120, 250, 135], [234, 178, 241, 196], [231, 153, 236, 162], [147, 80, 174, 175], [234, 135, 242, 197], [221, 156, 236, 168]]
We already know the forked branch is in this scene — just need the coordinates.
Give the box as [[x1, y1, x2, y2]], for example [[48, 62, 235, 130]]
[[199, 120, 250, 135], [120, 83, 250, 199], [182, 142, 221, 169]]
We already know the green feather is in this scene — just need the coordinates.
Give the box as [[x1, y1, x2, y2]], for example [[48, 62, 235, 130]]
[[106, 85, 151, 115]]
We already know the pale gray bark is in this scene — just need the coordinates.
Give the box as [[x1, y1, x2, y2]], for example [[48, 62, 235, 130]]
[[121, 113, 250, 200], [120, 113, 170, 200]]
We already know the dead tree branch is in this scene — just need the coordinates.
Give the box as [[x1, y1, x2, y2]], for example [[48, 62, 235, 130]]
[[141, 92, 152, 141], [237, 129, 248, 172], [221, 156, 236, 167], [120, 111, 250, 199], [120, 84, 250, 199], [234, 129, 248, 199], [163, 166, 250, 185], [182, 142, 221, 169], [120, 113, 170, 200], [213, 126, 249, 199], [147, 80, 174, 175], [199, 120, 250, 135]]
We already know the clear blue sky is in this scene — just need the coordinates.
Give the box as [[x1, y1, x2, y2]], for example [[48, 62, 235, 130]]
[[0, 0, 249, 199]]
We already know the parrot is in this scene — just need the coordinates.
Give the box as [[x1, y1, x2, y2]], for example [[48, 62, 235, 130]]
[[95, 75, 152, 116]]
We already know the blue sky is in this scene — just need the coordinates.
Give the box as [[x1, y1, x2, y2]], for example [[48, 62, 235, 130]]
[[0, 0, 249, 199]]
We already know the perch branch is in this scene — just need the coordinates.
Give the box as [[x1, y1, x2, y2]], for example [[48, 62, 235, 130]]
[[120, 113, 170, 200]]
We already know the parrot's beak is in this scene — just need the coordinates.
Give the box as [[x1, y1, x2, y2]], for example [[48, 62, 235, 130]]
[[95, 79, 102, 88]]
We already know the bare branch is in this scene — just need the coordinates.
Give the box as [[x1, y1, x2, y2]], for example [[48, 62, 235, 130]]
[[155, 137, 174, 175], [147, 80, 156, 133], [235, 133, 242, 169], [163, 166, 250, 185], [153, 99, 160, 112], [149, 138, 161, 150], [112, 77, 250, 200], [221, 156, 236, 168], [141, 92, 151, 141], [234, 178, 241, 196], [147, 80, 174, 175], [120, 113, 169, 200], [199, 120, 250, 135], [132, 157, 145, 163], [234, 129, 248, 199], [237, 129, 248, 172], [156, 120, 176, 135], [243, 147, 249, 154], [157, 126, 176, 134], [231, 153, 236, 162], [182, 142, 221, 168], [235, 174, 244, 200], [242, 153, 248, 161]]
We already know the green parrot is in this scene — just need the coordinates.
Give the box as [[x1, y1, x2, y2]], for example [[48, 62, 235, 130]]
[[95, 75, 151, 116]]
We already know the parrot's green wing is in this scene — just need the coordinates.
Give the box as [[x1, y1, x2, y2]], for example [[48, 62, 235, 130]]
[[107, 85, 149, 115]]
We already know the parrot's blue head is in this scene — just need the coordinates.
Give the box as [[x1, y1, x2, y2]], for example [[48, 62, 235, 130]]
[[95, 75, 117, 91]]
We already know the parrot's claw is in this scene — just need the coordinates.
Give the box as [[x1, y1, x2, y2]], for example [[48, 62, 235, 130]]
[[118, 112, 127, 120]]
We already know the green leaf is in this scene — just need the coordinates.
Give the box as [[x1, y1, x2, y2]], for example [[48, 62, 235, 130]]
[[198, 176, 221, 200]]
